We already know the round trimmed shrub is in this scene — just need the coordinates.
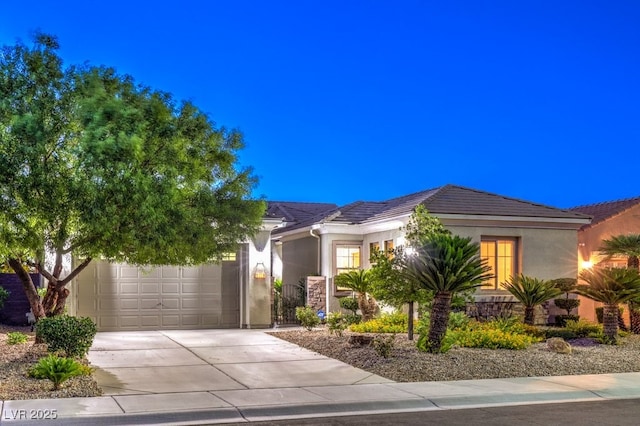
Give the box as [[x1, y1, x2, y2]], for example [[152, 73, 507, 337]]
[[36, 315, 97, 358]]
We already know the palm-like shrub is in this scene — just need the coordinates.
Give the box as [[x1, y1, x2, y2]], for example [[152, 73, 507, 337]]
[[28, 354, 90, 390], [502, 274, 561, 325], [575, 267, 640, 343], [406, 234, 492, 353], [334, 270, 377, 321], [599, 234, 640, 333]]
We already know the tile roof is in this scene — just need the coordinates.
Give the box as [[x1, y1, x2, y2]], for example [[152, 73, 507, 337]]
[[271, 184, 590, 235], [569, 196, 640, 227], [265, 201, 338, 223]]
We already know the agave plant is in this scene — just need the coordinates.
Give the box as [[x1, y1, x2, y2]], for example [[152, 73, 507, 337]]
[[502, 274, 561, 325]]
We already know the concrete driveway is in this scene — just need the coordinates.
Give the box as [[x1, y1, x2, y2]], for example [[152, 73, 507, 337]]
[[89, 329, 391, 395]]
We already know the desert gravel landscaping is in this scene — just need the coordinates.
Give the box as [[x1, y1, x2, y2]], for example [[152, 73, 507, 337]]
[[269, 328, 640, 382], [0, 325, 102, 401], [3, 325, 640, 401]]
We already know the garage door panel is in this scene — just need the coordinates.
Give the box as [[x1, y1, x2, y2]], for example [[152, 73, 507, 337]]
[[162, 283, 179, 294], [76, 260, 239, 331], [139, 283, 159, 294], [120, 299, 139, 310], [121, 283, 140, 294]]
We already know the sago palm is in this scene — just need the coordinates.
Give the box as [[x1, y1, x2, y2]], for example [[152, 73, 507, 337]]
[[575, 267, 640, 343], [334, 269, 377, 321], [502, 274, 561, 325], [599, 234, 640, 333], [405, 234, 492, 353]]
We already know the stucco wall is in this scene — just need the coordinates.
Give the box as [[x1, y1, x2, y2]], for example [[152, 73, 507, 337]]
[[577, 203, 640, 322], [281, 236, 320, 288]]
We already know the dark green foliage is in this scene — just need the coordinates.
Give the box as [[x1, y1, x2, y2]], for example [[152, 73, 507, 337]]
[[338, 296, 359, 314], [502, 274, 561, 325], [564, 319, 602, 338], [555, 314, 580, 327], [544, 328, 578, 340], [554, 299, 581, 315], [0, 33, 264, 319], [0, 286, 9, 310], [406, 234, 492, 353], [28, 354, 91, 390], [343, 313, 362, 325], [36, 315, 97, 357], [295, 306, 320, 331]]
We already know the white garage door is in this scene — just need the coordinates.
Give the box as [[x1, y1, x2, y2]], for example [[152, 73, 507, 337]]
[[75, 258, 240, 331]]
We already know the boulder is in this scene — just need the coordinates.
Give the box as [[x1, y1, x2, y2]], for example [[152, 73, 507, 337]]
[[547, 337, 572, 354]]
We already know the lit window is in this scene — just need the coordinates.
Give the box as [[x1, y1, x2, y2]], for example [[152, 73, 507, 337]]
[[480, 238, 517, 290], [384, 239, 395, 258], [335, 244, 361, 291]]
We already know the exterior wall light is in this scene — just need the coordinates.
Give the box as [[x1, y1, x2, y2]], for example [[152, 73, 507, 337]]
[[254, 262, 267, 279]]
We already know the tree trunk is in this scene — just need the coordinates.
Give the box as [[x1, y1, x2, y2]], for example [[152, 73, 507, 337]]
[[358, 293, 377, 322], [603, 304, 619, 343], [7, 258, 45, 320], [427, 291, 452, 353], [408, 301, 414, 341], [524, 306, 535, 326], [629, 301, 640, 334]]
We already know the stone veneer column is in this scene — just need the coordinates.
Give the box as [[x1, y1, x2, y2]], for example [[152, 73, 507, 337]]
[[306, 276, 326, 313]]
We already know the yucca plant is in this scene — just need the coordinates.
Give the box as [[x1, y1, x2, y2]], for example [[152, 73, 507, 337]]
[[575, 267, 640, 343], [502, 274, 562, 325]]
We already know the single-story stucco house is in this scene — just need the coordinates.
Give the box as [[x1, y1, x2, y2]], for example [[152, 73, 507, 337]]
[[40, 184, 593, 331], [270, 184, 592, 321]]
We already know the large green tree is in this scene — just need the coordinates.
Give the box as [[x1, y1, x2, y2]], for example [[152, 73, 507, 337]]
[[575, 267, 640, 343], [599, 234, 640, 333], [405, 234, 492, 353], [0, 34, 264, 320]]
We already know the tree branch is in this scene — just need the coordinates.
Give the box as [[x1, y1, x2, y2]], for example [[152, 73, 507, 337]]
[[60, 257, 93, 285]]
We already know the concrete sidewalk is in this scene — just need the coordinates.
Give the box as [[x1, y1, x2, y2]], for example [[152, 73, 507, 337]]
[[2, 330, 640, 425]]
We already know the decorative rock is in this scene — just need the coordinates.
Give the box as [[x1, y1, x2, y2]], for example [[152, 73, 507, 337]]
[[547, 337, 572, 354]]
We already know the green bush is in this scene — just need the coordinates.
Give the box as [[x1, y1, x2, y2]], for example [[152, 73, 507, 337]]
[[28, 354, 91, 390], [295, 306, 320, 331], [555, 314, 580, 327], [417, 318, 540, 353], [35, 315, 97, 358], [544, 328, 578, 340], [7, 331, 29, 345], [0, 286, 10, 311], [343, 313, 362, 325], [349, 312, 407, 334], [372, 334, 396, 358], [326, 312, 348, 336], [338, 297, 359, 314], [564, 319, 602, 338]]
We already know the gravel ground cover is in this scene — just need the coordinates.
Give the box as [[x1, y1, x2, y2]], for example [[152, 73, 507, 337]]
[[269, 328, 640, 382], [0, 325, 102, 401]]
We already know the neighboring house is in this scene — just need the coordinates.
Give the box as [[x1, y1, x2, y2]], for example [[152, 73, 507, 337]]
[[69, 217, 284, 331], [271, 184, 592, 323], [570, 196, 640, 322]]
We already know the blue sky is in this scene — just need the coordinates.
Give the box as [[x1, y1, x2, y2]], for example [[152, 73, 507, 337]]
[[2, 1, 639, 208]]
